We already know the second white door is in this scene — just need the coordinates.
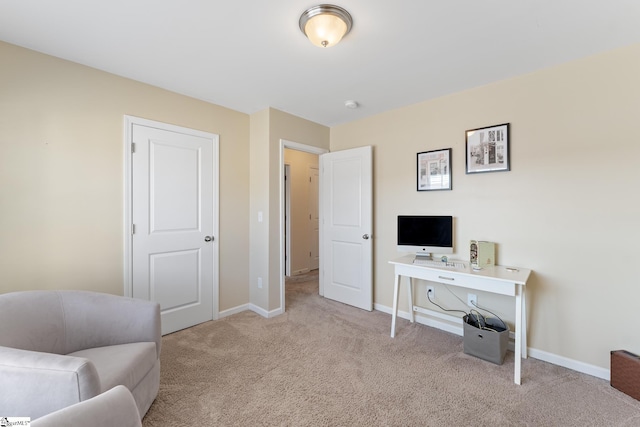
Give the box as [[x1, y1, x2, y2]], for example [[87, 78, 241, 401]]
[[321, 146, 373, 311]]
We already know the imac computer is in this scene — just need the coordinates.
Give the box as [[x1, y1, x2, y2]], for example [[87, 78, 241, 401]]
[[397, 215, 453, 259]]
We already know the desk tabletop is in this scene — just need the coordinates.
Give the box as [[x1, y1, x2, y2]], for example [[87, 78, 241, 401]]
[[389, 255, 532, 285]]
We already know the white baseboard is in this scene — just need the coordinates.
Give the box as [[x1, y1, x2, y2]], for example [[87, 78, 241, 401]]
[[218, 303, 250, 319], [527, 347, 609, 380], [249, 304, 283, 318], [374, 303, 610, 381], [248, 304, 269, 317], [267, 306, 284, 318], [219, 303, 283, 319]]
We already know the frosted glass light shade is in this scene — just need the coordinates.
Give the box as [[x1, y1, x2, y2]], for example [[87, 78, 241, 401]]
[[299, 5, 353, 48], [304, 14, 347, 48]]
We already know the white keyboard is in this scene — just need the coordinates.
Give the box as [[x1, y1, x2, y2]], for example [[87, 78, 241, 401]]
[[412, 258, 466, 269]]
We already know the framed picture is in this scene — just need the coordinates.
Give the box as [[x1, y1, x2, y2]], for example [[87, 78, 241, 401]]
[[465, 123, 510, 174], [417, 148, 451, 191]]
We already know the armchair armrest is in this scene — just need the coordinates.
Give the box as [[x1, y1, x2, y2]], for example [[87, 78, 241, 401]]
[[0, 346, 101, 420]]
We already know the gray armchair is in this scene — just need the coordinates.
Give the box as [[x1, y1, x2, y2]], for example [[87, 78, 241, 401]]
[[0, 290, 161, 420]]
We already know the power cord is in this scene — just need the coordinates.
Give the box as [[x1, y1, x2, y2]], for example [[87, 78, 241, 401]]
[[426, 289, 468, 317], [470, 300, 508, 331], [432, 285, 508, 331], [468, 309, 501, 332], [444, 284, 468, 307]]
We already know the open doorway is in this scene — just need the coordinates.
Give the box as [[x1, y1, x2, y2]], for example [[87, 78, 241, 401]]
[[284, 149, 319, 277], [279, 140, 328, 314]]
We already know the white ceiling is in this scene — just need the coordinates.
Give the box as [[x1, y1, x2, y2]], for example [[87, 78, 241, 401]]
[[1, 1, 639, 127]]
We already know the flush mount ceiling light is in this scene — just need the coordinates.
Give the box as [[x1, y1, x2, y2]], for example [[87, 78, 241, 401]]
[[299, 4, 353, 48]]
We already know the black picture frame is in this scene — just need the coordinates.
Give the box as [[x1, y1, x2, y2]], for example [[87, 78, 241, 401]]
[[417, 148, 452, 191], [465, 123, 510, 174]]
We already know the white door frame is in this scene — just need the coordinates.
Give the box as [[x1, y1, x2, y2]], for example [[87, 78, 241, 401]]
[[279, 139, 328, 313], [308, 165, 320, 271], [123, 115, 220, 323], [284, 164, 291, 277]]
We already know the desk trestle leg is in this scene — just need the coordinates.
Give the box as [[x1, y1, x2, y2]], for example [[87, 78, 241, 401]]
[[390, 273, 401, 338]]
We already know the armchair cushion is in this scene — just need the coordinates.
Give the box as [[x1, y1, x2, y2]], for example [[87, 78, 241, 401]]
[[69, 342, 157, 394]]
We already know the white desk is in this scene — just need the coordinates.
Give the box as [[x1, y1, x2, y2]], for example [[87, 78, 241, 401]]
[[389, 255, 531, 385]]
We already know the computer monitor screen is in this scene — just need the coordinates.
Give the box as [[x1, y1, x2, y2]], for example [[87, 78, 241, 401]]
[[397, 215, 453, 257]]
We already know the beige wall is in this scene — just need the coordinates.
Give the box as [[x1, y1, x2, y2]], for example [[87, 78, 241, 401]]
[[0, 41, 250, 312], [284, 148, 320, 275], [267, 110, 329, 310], [249, 109, 270, 310], [248, 108, 329, 312], [330, 43, 640, 370]]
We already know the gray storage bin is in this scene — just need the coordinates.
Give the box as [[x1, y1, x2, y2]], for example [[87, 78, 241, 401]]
[[463, 314, 509, 365]]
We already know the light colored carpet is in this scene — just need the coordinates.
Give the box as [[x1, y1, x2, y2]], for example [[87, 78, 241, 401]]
[[143, 271, 640, 426]]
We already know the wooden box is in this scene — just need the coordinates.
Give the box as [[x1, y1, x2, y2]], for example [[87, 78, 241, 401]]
[[611, 350, 640, 401]]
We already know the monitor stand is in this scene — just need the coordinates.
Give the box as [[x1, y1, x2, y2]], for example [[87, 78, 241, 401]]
[[414, 252, 432, 260]]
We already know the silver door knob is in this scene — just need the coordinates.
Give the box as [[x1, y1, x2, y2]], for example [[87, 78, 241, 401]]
[[204, 236, 213, 242], [362, 234, 370, 240]]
